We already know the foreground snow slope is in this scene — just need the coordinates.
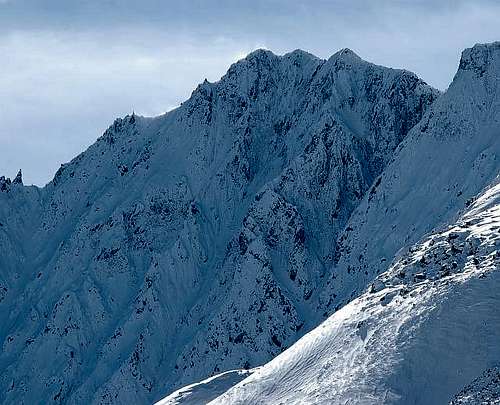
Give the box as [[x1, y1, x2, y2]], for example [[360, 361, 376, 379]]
[[211, 178, 500, 404], [156, 369, 259, 405]]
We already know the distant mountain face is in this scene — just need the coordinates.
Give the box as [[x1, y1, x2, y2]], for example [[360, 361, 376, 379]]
[[2, 43, 499, 405], [0, 47, 438, 404]]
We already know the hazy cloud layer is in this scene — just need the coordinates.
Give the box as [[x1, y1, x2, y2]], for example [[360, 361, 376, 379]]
[[1, 0, 499, 185]]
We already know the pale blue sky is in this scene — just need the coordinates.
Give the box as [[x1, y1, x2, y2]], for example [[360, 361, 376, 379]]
[[1, 0, 499, 185]]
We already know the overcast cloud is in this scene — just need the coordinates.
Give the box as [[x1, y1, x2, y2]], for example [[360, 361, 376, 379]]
[[1, 0, 499, 185]]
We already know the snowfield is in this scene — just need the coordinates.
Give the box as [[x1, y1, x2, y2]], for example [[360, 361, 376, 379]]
[[155, 369, 258, 405]]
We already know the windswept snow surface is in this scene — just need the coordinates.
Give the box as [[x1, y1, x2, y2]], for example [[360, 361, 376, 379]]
[[211, 179, 500, 405], [155, 368, 258, 405]]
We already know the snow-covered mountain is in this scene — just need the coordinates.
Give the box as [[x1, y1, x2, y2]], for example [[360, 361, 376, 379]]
[[1, 42, 499, 405], [0, 47, 437, 404], [158, 42, 500, 404]]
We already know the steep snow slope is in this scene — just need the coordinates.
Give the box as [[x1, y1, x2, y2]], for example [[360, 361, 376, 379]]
[[0, 49, 437, 404], [211, 178, 500, 405]]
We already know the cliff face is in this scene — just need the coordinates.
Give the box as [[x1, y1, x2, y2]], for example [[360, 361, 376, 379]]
[[0, 48, 439, 404]]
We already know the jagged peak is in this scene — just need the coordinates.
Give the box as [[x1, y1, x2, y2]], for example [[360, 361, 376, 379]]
[[194, 77, 213, 91], [227, 48, 323, 77], [242, 47, 362, 65], [244, 48, 277, 61], [283, 49, 320, 61], [217, 48, 358, 85], [329, 48, 362, 63], [0, 175, 11, 192], [318, 48, 366, 74], [218, 49, 279, 84], [13, 169, 23, 185]]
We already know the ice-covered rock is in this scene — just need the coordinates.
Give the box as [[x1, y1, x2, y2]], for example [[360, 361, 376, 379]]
[[450, 366, 500, 404]]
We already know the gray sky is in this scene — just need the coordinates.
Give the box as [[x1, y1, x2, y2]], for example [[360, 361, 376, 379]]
[[1, 0, 499, 186]]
